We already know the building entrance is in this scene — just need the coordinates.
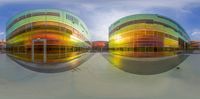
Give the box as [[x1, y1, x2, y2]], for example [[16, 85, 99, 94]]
[[32, 39, 47, 63]]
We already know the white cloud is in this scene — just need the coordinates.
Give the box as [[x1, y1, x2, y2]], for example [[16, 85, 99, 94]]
[[88, 9, 142, 41], [191, 29, 200, 40], [191, 31, 200, 36], [75, 0, 200, 41], [80, 3, 97, 11], [0, 0, 200, 41], [0, 32, 5, 40], [0, 32, 5, 35], [1, 0, 200, 10]]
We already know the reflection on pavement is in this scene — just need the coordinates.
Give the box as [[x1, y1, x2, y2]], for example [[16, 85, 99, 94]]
[[9, 53, 94, 73], [102, 53, 189, 75]]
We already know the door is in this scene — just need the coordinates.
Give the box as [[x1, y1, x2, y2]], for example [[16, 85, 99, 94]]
[[32, 39, 47, 63]]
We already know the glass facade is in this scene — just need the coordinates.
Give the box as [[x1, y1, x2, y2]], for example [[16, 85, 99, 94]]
[[6, 9, 91, 63], [109, 14, 190, 57]]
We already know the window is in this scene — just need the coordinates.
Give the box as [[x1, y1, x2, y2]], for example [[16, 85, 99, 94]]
[[7, 12, 60, 30], [109, 19, 187, 40], [66, 14, 79, 24]]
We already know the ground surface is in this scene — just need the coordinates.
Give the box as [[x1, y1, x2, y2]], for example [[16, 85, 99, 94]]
[[0, 53, 200, 99], [102, 53, 189, 74]]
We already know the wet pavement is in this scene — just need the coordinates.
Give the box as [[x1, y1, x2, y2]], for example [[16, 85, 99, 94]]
[[0, 53, 200, 99]]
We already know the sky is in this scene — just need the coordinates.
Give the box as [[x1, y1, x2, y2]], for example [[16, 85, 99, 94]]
[[0, 0, 200, 41]]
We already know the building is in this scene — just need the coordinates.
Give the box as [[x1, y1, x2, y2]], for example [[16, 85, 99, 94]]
[[0, 40, 6, 53], [92, 41, 108, 52], [6, 9, 91, 63], [189, 41, 200, 50], [109, 14, 190, 57]]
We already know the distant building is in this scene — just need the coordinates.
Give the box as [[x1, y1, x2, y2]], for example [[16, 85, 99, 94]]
[[0, 40, 6, 53], [190, 41, 200, 50], [92, 41, 108, 52]]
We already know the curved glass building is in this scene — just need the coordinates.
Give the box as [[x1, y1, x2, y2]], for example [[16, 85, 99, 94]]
[[6, 9, 91, 63], [109, 14, 190, 57]]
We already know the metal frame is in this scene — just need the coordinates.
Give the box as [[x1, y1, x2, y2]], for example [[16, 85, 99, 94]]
[[32, 39, 47, 63]]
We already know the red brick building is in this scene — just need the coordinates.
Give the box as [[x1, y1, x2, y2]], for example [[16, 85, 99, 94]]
[[92, 41, 108, 52], [190, 41, 200, 50], [0, 40, 6, 53]]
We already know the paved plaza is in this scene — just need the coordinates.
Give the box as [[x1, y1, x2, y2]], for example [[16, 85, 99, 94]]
[[0, 53, 200, 99]]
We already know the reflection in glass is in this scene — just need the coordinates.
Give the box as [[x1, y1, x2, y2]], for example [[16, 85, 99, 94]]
[[109, 14, 190, 58], [6, 9, 91, 64], [108, 14, 190, 74], [6, 9, 91, 72]]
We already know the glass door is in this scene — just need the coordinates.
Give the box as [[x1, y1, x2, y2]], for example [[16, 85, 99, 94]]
[[32, 39, 47, 63]]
